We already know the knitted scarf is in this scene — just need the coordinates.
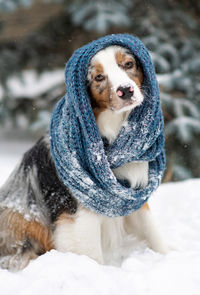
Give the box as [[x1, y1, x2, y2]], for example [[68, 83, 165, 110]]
[[50, 34, 165, 217]]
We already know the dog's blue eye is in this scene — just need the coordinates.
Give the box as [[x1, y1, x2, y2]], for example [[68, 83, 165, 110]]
[[95, 74, 105, 82]]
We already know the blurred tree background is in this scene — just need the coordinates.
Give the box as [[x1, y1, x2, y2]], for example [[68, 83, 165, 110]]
[[0, 0, 199, 181]]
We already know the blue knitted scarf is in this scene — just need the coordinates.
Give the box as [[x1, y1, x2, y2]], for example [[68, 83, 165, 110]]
[[50, 34, 165, 217]]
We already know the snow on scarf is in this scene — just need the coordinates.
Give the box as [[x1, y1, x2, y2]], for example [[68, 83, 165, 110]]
[[50, 34, 165, 217]]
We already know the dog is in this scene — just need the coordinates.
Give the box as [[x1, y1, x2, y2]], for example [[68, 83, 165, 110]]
[[0, 45, 168, 271]]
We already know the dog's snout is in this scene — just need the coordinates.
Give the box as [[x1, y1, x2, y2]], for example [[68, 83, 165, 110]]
[[116, 86, 134, 100]]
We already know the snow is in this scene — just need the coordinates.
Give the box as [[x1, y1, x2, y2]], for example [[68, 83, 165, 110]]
[[0, 69, 64, 101], [69, 1, 131, 33], [0, 141, 200, 294], [0, 140, 33, 186], [161, 92, 200, 143]]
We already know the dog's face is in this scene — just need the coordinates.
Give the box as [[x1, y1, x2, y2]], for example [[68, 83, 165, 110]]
[[87, 46, 144, 114]]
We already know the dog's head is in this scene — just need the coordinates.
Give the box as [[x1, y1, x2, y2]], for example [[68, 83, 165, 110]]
[[87, 45, 144, 115]]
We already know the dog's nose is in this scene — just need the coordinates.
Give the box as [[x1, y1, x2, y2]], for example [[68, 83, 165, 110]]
[[116, 86, 134, 99]]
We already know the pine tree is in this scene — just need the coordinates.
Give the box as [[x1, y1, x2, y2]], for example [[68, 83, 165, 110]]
[[0, 0, 200, 180], [68, 0, 132, 33], [142, 8, 200, 180], [0, 0, 33, 12]]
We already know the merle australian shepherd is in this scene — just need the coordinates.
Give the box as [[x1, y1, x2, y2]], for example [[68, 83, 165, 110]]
[[0, 45, 168, 271]]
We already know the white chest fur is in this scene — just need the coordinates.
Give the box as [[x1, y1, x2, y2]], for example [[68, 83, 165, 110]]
[[96, 109, 149, 189], [96, 109, 126, 145]]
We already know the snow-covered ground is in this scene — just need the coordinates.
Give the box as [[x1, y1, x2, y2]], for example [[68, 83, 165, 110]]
[[0, 141, 200, 295]]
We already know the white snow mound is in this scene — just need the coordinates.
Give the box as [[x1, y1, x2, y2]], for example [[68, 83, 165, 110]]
[[0, 142, 200, 295]]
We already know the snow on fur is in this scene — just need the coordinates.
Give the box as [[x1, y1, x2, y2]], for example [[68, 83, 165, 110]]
[[50, 34, 165, 217], [0, 142, 200, 295]]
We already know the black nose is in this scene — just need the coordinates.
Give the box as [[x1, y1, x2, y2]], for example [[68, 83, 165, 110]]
[[116, 86, 134, 99]]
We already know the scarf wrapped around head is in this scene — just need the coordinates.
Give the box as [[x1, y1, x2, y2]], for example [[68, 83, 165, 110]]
[[50, 34, 165, 217]]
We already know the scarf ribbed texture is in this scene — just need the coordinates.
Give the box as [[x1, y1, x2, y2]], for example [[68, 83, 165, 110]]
[[50, 34, 165, 217]]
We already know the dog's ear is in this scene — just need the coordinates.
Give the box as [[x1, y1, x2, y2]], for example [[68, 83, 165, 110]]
[[135, 58, 143, 85], [86, 81, 93, 101], [86, 84, 99, 110], [135, 58, 141, 70]]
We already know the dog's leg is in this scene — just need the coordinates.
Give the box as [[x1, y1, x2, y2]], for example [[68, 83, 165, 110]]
[[53, 208, 104, 264], [0, 247, 38, 271], [0, 208, 52, 271], [125, 203, 168, 254]]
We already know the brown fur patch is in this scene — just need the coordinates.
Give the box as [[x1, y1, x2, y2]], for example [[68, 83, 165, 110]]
[[141, 202, 150, 210], [55, 212, 76, 225], [115, 51, 134, 67], [89, 61, 111, 119], [115, 50, 143, 86], [90, 62, 104, 80], [0, 208, 52, 255]]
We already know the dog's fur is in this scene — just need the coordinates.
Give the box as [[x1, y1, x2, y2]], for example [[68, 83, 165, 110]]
[[0, 45, 168, 271]]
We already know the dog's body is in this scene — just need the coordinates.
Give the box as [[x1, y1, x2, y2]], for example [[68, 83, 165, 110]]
[[0, 45, 167, 271]]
